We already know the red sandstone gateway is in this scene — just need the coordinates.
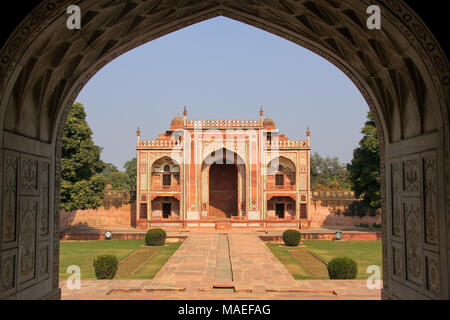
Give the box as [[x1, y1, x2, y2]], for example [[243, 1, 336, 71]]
[[136, 107, 311, 229]]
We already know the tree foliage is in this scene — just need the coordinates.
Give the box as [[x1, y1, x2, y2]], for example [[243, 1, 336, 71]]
[[108, 171, 131, 190], [101, 159, 136, 191], [124, 157, 137, 191], [310, 153, 351, 190], [101, 163, 119, 178], [347, 112, 381, 209], [61, 103, 106, 211]]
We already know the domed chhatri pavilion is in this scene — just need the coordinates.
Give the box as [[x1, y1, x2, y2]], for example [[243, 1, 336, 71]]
[[136, 107, 311, 229]]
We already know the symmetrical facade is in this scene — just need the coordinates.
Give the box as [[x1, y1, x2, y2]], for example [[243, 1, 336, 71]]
[[136, 108, 311, 229]]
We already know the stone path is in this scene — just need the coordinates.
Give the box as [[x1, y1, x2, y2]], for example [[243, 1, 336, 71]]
[[60, 279, 381, 300], [150, 233, 217, 290], [60, 232, 382, 300], [228, 233, 295, 292]]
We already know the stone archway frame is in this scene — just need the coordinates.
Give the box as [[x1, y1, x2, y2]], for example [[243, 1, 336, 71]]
[[201, 148, 246, 217], [266, 155, 298, 173], [0, 0, 448, 300], [148, 153, 183, 171]]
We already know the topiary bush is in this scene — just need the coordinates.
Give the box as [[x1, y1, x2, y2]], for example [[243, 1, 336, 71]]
[[327, 257, 358, 279], [145, 228, 167, 246], [282, 229, 301, 246], [93, 255, 118, 279]]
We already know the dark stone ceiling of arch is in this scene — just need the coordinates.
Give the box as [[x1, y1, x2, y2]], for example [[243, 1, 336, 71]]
[[1, 0, 447, 55], [1, 0, 444, 144]]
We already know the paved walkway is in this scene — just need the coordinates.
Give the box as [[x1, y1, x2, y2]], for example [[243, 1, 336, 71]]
[[60, 279, 381, 300], [228, 233, 295, 292], [151, 233, 217, 290], [61, 232, 381, 300]]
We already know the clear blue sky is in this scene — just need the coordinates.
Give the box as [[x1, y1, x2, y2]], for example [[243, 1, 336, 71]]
[[76, 17, 369, 170]]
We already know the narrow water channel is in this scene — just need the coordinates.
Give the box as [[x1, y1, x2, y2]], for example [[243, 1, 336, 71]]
[[214, 233, 233, 285]]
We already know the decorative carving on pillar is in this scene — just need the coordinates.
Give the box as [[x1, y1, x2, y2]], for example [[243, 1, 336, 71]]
[[425, 254, 440, 295], [391, 161, 402, 236], [1, 253, 16, 294], [40, 162, 50, 236], [404, 200, 423, 286], [38, 245, 49, 278], [21, 158, 39, 195], [52, 240, 59, 289], [19, 198, 37, 284], [392, 244, 403, 279], [2, 152, 18, 244], [403, 159, 420, 193], [423, 155, 438, 245]]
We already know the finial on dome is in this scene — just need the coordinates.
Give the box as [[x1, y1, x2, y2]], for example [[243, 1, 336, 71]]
[[183, 105, 187, 117], [137, 126, 140, 136], [307, 126, 310, 137]]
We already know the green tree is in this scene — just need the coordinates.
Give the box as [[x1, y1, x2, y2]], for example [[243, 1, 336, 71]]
[[347, 112, 381, 209], [61, 102, 106, 211], [124, 157, 137, 191], [108, 171, 130, 190], [311, 152, 351, 190], [101, 163, 119, 178]]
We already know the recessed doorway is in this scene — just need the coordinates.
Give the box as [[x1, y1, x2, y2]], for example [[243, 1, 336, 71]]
[[162, 203, 171, 219], [209, 163, 238, 219], [276, 203, 285, 219]]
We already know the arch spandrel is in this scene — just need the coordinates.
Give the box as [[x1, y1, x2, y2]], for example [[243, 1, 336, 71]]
[[151, 156, 180, 173], [267, 156, 297, 173], [148, 152, 183, 170], [201, 143, 247, 165]]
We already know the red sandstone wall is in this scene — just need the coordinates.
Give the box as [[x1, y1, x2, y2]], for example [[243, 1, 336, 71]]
[[60, 204, 134, 230], [60, 190, 381, 229], [309, 201, 381, 228]]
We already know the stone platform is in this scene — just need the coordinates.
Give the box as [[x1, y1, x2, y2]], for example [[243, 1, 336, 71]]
[[60, 226, 381, 241], [61, 232, 381, 300]]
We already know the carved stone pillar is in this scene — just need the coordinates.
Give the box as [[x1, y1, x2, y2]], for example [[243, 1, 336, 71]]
[[382, 132, 448, 299], [1, 133, 59, 299]]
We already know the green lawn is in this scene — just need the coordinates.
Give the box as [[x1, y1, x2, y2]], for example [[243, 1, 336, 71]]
[[59, 239, 181, 280], [267, 240, 382, 280]]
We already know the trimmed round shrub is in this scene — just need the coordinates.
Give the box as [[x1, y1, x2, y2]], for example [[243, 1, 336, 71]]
[[93, 255, 118, 279], [145, 228, 167, 246], [327, 257, 358, 279], [282, 229, 301, 246]]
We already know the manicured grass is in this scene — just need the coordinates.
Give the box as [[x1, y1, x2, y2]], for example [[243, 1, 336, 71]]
[[267, 240, 382, 280], [115, 248, 159, 277], [59, 239, 181, 280], [266, 244, 313, 280], [121, 243, 180, 280], [288, 249, 329, 278]]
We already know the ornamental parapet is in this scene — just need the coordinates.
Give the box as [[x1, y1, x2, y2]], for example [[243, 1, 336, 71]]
[[138, 139, 183, 148], [311, 191, 360, 199], [184, 119, 262, 128], [266, 140, 309, 148]]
